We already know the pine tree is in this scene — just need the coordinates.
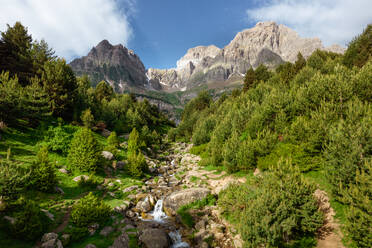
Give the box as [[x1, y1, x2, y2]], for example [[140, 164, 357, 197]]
[[81, 108, 95, 128], [30, 146, 57, 192], [243, 67, 256, 91], [67, 128, 101, 172], [95, 80, 113, 102], [0, 22, 33, 86]]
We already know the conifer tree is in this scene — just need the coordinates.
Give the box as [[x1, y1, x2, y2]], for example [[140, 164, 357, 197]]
[[243, 67, 256, 91]]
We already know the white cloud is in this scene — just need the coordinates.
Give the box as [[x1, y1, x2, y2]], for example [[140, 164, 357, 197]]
[[247, 0, 372, 47], [0, 0, 134, 61]]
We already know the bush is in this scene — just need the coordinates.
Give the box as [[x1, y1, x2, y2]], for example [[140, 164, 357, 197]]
[[44, 124, 77, 155], [218, 161, 323, 247], [71, 192, 111, 227], [67, 128, 102, 172], [30, 146, 57, 192], [343, 160, 372, 248], [0, 160, 29, 200], [127, 151, 148, 178], [81, 108, 95, 128], [6, 197, 49, 241], [105, 131, 119, 155]]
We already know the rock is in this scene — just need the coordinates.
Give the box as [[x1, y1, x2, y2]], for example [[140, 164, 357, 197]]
[[55, 186, 65, 194], [41, 209, 55, 221], [163, 188, 211, 215], [41, 239, 63, 248], [88, 223, 99, 236], [116, 161, 126, 169], [126, 210, 135, 218], [102, 151, 114, 160], [122, 185, 138, 193], [136, 196, 152, 213], [100, 226, 114, 237], [41, 233, 59, 243], [233, 234, 243, 248], [101, 128, 111, 138], [253, 168, 261, 177], [109, 232, 129, 248], [58, 168, 69, 174], [3, 216, 15, 225], [73, 175, 89, 182], [195, 219, 206, 230], [60, 234, 70, 246], [139, 228, 170, 248], [85, 244, 97, 248], [114, 204, 128, 214]]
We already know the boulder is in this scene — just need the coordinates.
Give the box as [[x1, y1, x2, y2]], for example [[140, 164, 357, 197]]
[[122, 185, 138, 193], [109, 232, 129, 248], [60, 234, 70, 246], [102, 151, 114, 160], [136, 196, 152, 213], [139, 228, 170, 248], [41, 233, 63, 248], [85, 244, 97, 248], [4, 216, 15, 225], [163, 188, 211, 215], [58, 168, 69, 174], [41, 233, 58, 243], [114, 204, 128, 214], [101, 129, 111, 138], [73, 175, 89, 182]]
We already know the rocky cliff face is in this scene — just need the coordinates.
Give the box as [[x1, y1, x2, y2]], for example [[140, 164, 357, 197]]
[[69, 40, 158, 92], [147, 21, 345, 91]]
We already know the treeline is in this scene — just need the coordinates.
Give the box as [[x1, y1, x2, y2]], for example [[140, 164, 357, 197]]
[[0, 22, 172, 133], [170, 25, 372, 247]]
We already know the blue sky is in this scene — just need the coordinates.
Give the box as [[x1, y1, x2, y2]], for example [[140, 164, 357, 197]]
[[1, 0, 371, 69], [127, 0, 259, 68]]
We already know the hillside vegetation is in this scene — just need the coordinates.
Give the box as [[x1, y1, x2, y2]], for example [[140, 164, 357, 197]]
[[0, 22, 172, 247], [170, 24, 372, 248]]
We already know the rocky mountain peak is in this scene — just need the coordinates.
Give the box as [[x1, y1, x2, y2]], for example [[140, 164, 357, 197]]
[[176, 45, 221, 69], [69, 40, 150, 92]]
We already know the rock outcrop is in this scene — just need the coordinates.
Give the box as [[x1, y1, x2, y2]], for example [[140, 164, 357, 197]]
[[69, 40, 154, 92], [147, 21, 345, 91]]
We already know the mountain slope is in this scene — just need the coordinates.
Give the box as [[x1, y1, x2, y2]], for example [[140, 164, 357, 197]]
[[147, 21, 345, 92]]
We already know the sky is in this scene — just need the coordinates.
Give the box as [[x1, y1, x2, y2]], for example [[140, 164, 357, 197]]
[[0, 0, 371, 69]]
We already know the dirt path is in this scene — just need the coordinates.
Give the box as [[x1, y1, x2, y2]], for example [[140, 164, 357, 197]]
[[314, 189, 345, 248], [53, 209, 71, 234]]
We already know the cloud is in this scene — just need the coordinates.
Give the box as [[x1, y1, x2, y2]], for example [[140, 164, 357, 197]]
[[247, 0, 372, 47], [0, 0, 135, 61]]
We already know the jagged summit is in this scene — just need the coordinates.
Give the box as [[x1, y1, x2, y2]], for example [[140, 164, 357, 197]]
[[146, 21, 345, 91], [70, 21, 345, 93], [69, 40, 154, 92]]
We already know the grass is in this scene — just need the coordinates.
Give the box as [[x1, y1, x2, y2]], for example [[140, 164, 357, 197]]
[[176, 194, 217, 228], [0, 122, 141, 248]]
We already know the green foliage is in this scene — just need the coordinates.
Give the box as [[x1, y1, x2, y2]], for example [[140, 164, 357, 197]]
[[41, 58, 78, 120], [71, 192, 111, 227], [7, 197, 49, 241], [43, 124, 77, 154], [127, 151, 148, 177], [343, 160, 372, 248], [81, 108, 95, 128], [243, 67, 256, 91], [67, 128, 102, 172], [106, 131, 119, 154], [95, 80, 113, 102], [219, 162, 323, 247], [30, 146, 57, 192], [324, 100, 372, 199], [128, 128, 143, 154], [343, 24, 372, 68], [0, 160, 29, 200]]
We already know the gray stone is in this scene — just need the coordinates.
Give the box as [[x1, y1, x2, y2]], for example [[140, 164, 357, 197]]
[[41, 239, 63, 248], [102, 151, 114, 160], [114, 204, 128, 214], [41, 233, 59, 243], [58, 168, 69, 174], [163, 188, 210, 215], [109, 232, 129, 248], [122, 185, 138, 193], [85, 244, 97, 248], [73, 175, 89, 182], [139, 228, 170, 248]]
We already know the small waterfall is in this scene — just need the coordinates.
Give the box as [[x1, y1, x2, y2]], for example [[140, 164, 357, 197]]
[[169, 230, 189, 248], [150, 199, 168, 222]]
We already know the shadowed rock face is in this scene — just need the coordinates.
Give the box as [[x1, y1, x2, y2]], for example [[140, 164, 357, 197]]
[[69, 40, 151, 92], [147, 21, 345, 91]]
